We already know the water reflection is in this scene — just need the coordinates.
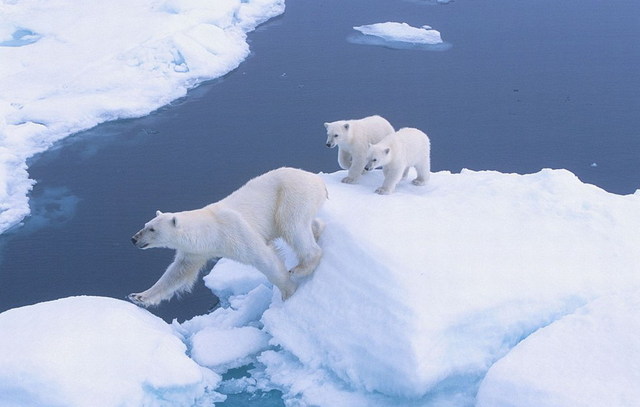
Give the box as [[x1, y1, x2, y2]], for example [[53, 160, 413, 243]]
[[347, 33, 452, 51]]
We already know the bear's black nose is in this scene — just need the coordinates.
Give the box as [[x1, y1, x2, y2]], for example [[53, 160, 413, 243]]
[[131, 237, 137, 246], [325, 143, 331, 147]]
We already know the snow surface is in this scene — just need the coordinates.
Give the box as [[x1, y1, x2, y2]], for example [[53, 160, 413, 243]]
[[2, 169, 639, 406], [350, 22, 447, 50], [476, 292, 640, 407], [0, 296, 222, 407], [0, 0, 285, 235]]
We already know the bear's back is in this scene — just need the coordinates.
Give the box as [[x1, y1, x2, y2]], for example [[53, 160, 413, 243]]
[[355, 115, 395, 144], [221, 167, 325, 227], [393, 127, 430, 162]]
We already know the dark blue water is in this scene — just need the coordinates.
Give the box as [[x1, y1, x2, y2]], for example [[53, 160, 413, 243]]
[[1, 0, 639, 330]]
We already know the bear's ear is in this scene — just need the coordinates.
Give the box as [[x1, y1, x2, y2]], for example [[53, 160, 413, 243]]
[[384, 148, 390, 155], [324, 122, 329, 129], [343, 123, 350, 130], [172, 216, 178, 227], [156, 210, 163, 216]]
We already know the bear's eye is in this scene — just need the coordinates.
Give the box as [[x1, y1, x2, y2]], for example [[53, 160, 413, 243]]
[[149, 227, 155, 232], [372, 158, 377, 162], [333, 134, 338, 138]]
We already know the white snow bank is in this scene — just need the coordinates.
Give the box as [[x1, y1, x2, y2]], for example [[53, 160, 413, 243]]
[[353, 22, 443, 45], [0, 296, 221, 407], [0, 0, 285, 235], [476, 291, 640, 407], [201, 168, 640, 404]]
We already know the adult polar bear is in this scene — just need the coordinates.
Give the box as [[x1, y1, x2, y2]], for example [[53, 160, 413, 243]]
[[325, 115, 394, 184], [129, 168, 326, 307]]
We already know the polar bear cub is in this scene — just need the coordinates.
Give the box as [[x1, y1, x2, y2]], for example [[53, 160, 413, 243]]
[[365, 127, 431, 195], [324, 115, 394, 184], [129, 167, 327, 306]]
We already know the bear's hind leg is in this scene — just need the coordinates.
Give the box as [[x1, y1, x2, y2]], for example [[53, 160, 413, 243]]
[[249, 243, 297, 300], [287, 225, 323, 277], [312, 218, 325, 242], [412, 161, 430, 186]]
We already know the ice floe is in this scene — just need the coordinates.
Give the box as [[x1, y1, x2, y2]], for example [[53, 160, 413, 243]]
[[0, 0, 285, 234], [350, 22, 450, 50], [1, 168, 639, 406]]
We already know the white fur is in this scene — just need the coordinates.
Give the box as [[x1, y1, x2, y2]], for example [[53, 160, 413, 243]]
[[129, 167, 327, 306], [324, 115, 394, 184], [365, 127, 431, 195]]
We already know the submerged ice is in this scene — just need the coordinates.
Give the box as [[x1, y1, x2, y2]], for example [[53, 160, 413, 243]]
[[1, 169, 639, 406], [0, 0, 285, 235]]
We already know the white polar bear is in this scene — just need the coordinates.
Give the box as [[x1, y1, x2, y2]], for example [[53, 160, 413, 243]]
[[324, 115, 394, 184], [364, 127, 431, 195], [129, 167, 327, 307]]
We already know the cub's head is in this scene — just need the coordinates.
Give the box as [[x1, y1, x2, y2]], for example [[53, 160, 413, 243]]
[[131, 210, 178, 250], [365, 144, 391, 171], [324, 120, 351, 148]]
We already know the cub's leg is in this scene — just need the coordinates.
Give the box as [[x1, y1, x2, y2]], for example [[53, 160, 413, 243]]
[[342, 155, 367, 184], [412, 161, 430, 186], [338, 149, 352, 170], [376, 167, 403, 195]]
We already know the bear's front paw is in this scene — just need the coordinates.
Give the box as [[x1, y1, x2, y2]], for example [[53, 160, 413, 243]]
[[341, 176, 357, 184], [128, 293, 151, 308], [412, 178, 425, 186], [375, 187, 391, 195]]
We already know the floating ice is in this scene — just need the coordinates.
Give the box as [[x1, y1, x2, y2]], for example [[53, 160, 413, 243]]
[[257, 169, 640, 403], [198, 169, 640, 405], [0, 0, 285, 235], [354, 22, 443, 44], [350, 22, 449, 50], [0, 296, 222, 407], [1, 169, 639, 406], [476, 292, 640, 407]]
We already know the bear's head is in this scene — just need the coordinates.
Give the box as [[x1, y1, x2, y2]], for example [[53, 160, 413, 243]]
[[365, 143, 391, 171], [131, 210, 179, 250], [324, 120, 351, 148]]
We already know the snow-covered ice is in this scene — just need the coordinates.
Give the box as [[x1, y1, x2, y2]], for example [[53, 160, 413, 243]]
[[1, 169, 639, 406], [476, 292, 640, 407], [354, 22, 443, 44], [0, 296, 222, 407], [0, 0, 285, 235], [256, 169, 640, 405], [350, 22, 449, 50]]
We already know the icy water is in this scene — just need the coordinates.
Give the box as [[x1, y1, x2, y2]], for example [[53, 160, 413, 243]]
[[0, 0, 638, 390]]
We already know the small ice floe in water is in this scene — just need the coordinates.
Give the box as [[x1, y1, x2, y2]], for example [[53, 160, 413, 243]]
[[405, 0, 452, 4], [349, 22, 451, 51], [591, 162, 598, 167]]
